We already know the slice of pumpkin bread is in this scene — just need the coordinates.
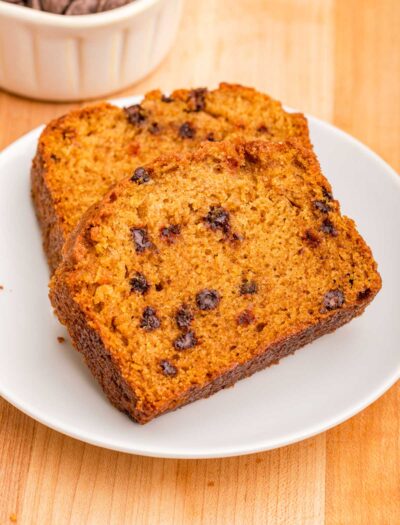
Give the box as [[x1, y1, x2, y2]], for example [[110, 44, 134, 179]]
[[31, 83, 310, 271], [50, 139, 381, 424]]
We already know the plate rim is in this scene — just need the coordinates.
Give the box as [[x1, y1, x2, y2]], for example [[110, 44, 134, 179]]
[[0, 96, 399, 459]]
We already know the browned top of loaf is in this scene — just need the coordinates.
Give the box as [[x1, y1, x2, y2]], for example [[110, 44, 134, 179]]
[[35, 83, 310, 239], [51, 139, 381, 419]]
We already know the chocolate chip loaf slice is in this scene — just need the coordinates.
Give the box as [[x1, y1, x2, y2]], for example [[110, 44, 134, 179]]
[[31, 83, 310, 271], [50, 139, 381, 424]]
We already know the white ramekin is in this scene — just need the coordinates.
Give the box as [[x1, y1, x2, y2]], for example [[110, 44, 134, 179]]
[[0, 0, 183, 101]]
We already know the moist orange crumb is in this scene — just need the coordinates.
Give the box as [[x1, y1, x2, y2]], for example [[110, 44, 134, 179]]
[[57, 336, 65, 343], [50, 140, 381, 424], [31, 83, 310, 271]]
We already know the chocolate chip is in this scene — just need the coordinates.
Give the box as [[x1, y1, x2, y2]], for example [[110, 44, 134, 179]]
[[161, 94, 173, 103], [130, 272, 150, 294], [321, 289, 345, 311], [322, 187, 333, 201], [321, 218, 338, 236], [179, 122, 196, 139], [131, 227, 153, 253], [357, 288, 372, 301], [204, 206, 231, 234], [148, 122, 160, 135], [173, 330, 198, 350], [140, 306, 161, 331], [237, 309, 255, 326], [99, 0, 133, 12], [257, 125, 269, 133], [131, 167, 151, 184], [64, 0, 98, 15], [303, 229, 321, 247], [187, 88, 207, 112], [313, 200, 331, 213], [196, 289, 220, 310], [206, 132, 216, 142], [160, 224, 181, 243], [175, 304, 193, 330], [160, 359, 177, 377], [239, 280, 258, 295], [124, 104, 147, 125]]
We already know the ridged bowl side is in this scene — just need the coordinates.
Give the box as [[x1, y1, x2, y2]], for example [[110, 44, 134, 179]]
[[0, 0, 183, 101]]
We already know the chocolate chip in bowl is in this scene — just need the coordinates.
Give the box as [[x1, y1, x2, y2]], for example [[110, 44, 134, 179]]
[[1, 0, 135, 15]]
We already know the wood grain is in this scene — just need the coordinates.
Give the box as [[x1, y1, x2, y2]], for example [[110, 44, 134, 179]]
[[0, 1, 398, 523], [325, 2, 400, 524]]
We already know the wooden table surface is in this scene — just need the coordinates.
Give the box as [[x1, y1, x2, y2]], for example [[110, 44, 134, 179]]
[[0, 1, 399, 523]]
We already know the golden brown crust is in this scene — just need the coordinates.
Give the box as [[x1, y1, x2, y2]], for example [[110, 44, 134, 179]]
[[51, 270, 138, 417], [31, 142, 66, 272]]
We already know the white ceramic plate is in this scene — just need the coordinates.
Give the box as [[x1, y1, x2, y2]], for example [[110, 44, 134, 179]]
[[0, 96, 399, 459]]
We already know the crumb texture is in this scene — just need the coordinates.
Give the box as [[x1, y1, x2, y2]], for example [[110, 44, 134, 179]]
[[31, 83, 310, 270], [51, 140, 381, 423]]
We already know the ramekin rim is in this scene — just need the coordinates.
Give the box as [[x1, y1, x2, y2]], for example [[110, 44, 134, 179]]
[[0, 0, 162, 28]]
